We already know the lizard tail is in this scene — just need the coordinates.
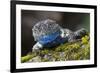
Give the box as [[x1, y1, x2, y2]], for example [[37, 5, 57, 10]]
[[74, 28, 88, 39]]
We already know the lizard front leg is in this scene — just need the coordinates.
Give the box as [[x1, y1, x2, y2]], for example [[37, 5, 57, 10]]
[[32, 42, 43, 52]]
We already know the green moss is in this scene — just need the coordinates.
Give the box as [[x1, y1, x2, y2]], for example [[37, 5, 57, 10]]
[[40, 49, 49, 55], [21, 53, 37, 63], [21, 54, 33, 63], [21, 34, 90, 63], [82, 35, 89, 44]]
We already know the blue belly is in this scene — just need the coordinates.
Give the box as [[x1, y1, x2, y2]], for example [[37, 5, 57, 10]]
[[38, 31, 68, 48], [41, 36, 68, 48]]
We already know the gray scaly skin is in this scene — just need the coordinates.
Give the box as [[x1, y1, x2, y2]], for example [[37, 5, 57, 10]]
[[32, 19, 88, 51]]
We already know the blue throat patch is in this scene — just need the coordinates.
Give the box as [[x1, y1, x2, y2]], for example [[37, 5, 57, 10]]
[[38, 31, 68, 47], [38, 31, 61, 45]]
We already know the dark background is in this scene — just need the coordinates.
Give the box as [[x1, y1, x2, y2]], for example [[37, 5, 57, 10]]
[[21, 10, 90, 56]]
